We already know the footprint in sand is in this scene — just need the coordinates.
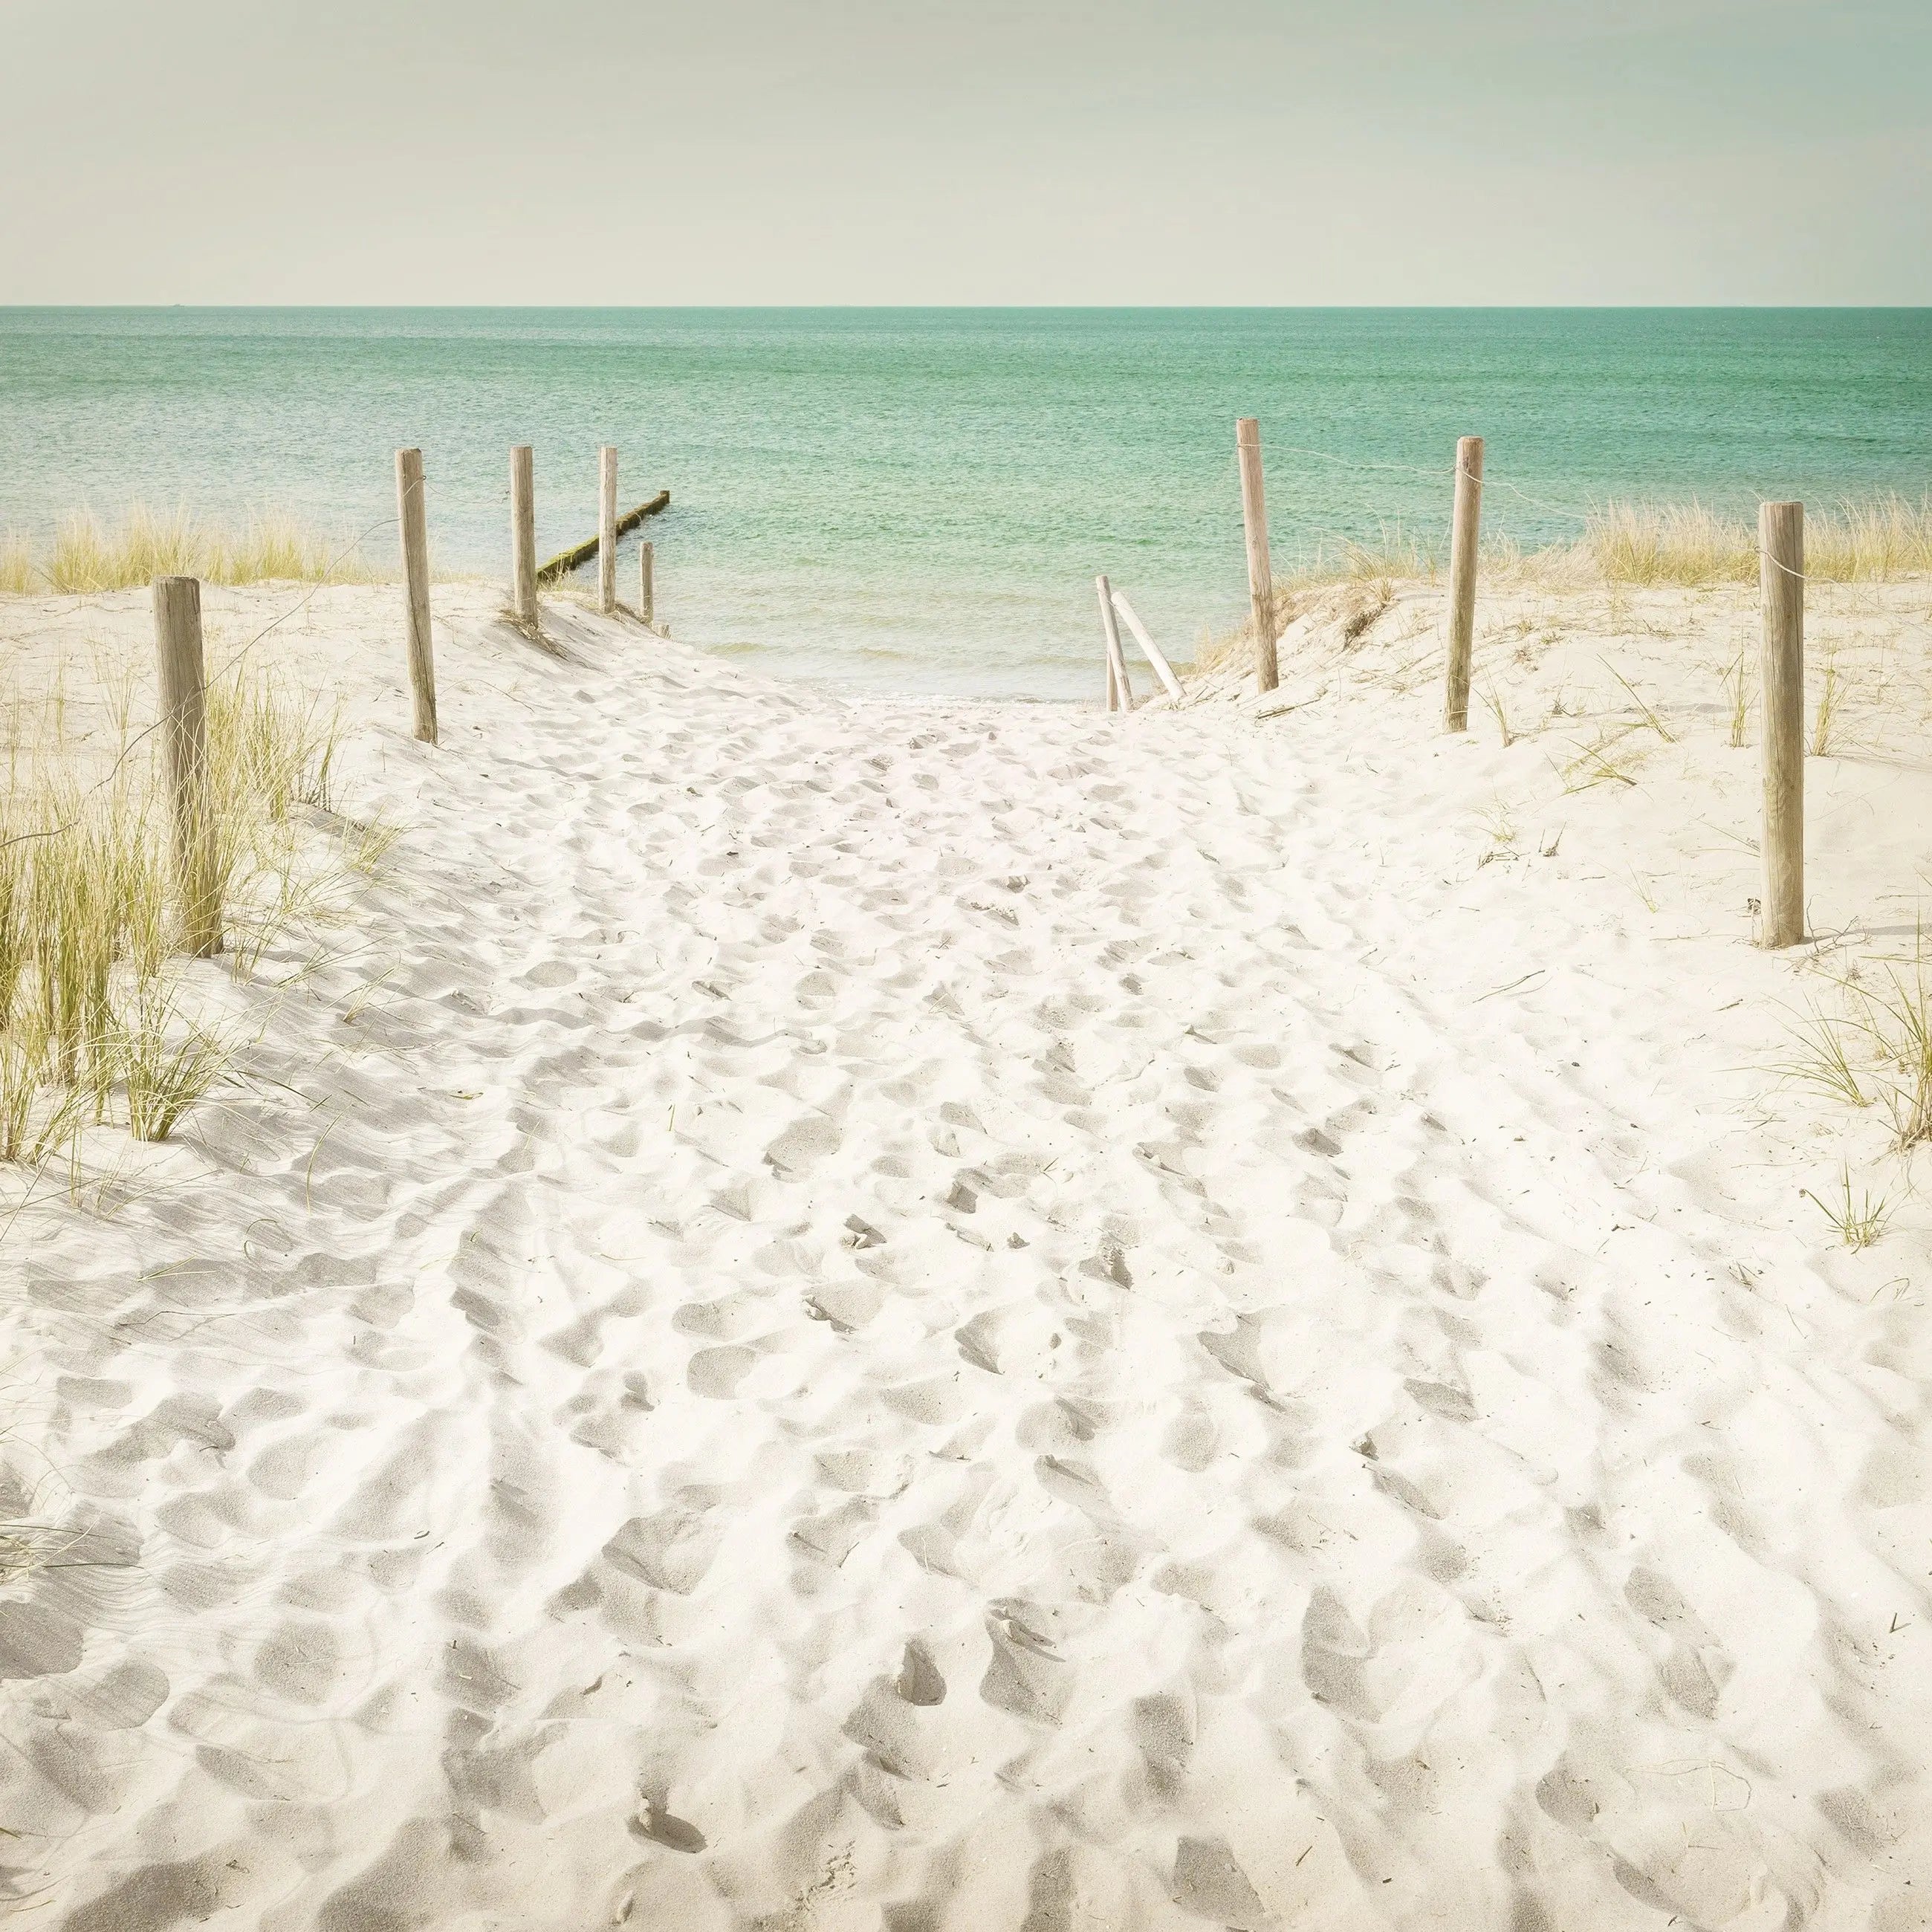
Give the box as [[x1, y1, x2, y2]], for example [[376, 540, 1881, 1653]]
[[1623, 1565, 1735, 1719], [602, 1507, 722, 1596], [765, 1113, 843, 1180], [979, 1604, 1072, 1725], [252, 1619, 341, 1705], [686, 1343, 758, 1398], [0, 1601, 84, 1679], [895, 1639, 946, 1705], [632, 1795, 707, 1852], [1170, 1837, 1271, 1929]]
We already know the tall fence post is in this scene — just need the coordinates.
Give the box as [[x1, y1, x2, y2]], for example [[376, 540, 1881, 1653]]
[[640, 539, 655, 630], [1443, 434, 1484, 732], [1235, 418, 1277, 695], [1760, 500, 1805, 947], [152, 576, 221, 958], [510, 444, 538, 628], [395, 447, 437, 745], [598, 446, 618, 614], [1095, 574, 1132, 712]]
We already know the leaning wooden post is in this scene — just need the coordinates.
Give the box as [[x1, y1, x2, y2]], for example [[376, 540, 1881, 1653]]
[[395, 448, 436, 745], [639, 540, 655, 630], [1443, 434, 1484, 732], [597, 445, 618, 614], [1235, 419, 1277, 694], [1109, 589, 1185, 702], [1096, 574, 1133, 712], [1760, 500, 1805, 947], [510, 444, 538, 627], [152, 576, 221, 958]]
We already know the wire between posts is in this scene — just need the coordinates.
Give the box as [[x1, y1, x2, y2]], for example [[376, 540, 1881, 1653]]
[[1230, 436, 1604, 526], [1220, 442, 1922, 655]]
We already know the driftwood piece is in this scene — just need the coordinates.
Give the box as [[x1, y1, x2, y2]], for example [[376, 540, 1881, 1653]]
[[537, 490, 670, 583]]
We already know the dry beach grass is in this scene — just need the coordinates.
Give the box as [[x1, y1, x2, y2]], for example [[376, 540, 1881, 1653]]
[[0, 504, 388, 594], [1195, 493, 1932, 672], [0, 655, 349, 1187]]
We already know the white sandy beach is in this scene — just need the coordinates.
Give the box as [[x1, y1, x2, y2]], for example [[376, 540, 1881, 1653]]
[[4, 574, 1932, 1929]]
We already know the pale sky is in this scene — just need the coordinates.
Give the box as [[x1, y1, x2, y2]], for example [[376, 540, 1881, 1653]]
[[5, 0, 1928, 305]]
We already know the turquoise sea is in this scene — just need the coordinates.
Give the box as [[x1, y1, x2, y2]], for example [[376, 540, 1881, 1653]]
[[2, 308, 1928, 699]]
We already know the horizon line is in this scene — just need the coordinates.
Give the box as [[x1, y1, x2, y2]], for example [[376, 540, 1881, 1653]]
[[5, 301, 1932, 314]]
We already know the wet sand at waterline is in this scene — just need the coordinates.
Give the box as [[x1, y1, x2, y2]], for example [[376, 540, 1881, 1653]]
[[2, 577, 1931, 1928]]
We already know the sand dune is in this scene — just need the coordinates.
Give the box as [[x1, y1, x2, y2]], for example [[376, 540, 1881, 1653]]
[[2, 579, 1930, 1928]]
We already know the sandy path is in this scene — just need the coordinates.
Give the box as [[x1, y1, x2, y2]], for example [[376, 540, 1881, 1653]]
[[4, 589, 1930, 1928]]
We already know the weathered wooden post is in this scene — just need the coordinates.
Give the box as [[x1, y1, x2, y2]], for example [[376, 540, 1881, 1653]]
[[510, 444, 538, 627], [1235, 418, 1277, 694], [152, 576, 221, 958], [1109, 589, 1185, 702], [639, 539, 655, 630], [1099, 582, 1117, 710], [1443, 434, 1484, 732], [395, 447, 436, 745], [597, 446, 618, 614], [1096, 574, 1133, 711], [1760, 499, 1805, 947]]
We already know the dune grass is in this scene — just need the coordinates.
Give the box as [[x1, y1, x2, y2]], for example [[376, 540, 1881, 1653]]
[[1285, 530, 1439, 591], [0, 535, 33, 596], [1192, 569, 1416, 674], [2, 505, 386, 594], [1185, 493, 1931, 676], [1784, 949, 1932, 1161], [1802, 1165, 1895, 1251], [1583, 495, 1932, 588], [0, 666, 346, 1179]]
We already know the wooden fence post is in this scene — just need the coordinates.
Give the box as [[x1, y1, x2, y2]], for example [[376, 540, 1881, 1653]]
[[1443, 434, 1484, 732], [640, 539, 655, 630], [1109, 589, 1185, 702], [1760, 499, 1805, 947], [1096, 574, 1133, 712], [1235, 418, 1277, 694], [395, 448, 437, 745], [510, 444, 538, 627], [152, 575, 221, 958], [598, 446, 618, 614]]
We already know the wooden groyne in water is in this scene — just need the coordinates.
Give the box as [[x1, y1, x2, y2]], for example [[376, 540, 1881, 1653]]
[[537, 489, 670, 586]]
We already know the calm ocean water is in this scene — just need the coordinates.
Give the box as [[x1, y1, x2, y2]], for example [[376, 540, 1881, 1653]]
[[2, 308, 1928, 699]]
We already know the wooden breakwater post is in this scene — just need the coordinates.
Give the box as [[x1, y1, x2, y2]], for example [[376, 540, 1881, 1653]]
[[1095, 574, 1133, 711], [395, 448, 437, 745], [510, 444, 539, 627], [152, 576, 221, 957], [1236, 418, 1277, 694], [1443, 434, 1484, 732], [640, 540, 655, 630], [1760, 500, 1805, 947], [597, 446, 618, 614]]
